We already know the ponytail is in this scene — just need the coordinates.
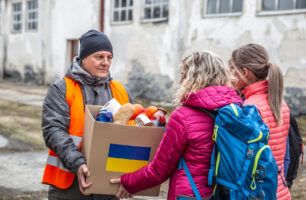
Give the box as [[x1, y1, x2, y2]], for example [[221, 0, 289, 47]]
[[231, 44, 285, 124], [268, 62, 283, 124]]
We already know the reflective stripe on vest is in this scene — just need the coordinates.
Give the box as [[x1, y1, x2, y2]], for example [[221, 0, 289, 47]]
[[46, 135, 82, 172], [42, 77, 129, 189], [46, 155, 69, 172]]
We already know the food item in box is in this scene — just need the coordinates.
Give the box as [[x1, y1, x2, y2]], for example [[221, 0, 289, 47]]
[[144, 106, 158, 119], [130, 104, 145, 120], [113, 103, 135, 125], [102, 98, 122, 116], [95, 109, 113, 122], [126, 119, 136, 126], [135, 114, 154, 126], [152, 108, 167, 127]]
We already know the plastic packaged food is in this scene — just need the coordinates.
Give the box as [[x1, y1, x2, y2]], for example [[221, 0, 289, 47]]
[[152, 108, 167, 127], [135, 114, 154, 126], [95, 109, 113, 123]]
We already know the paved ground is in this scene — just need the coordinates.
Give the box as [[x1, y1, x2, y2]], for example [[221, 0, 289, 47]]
[[0, 150, 47, 192], [0, 132, 48, 200], [0, 81, 46, 107], [0, 81, 48, 199]]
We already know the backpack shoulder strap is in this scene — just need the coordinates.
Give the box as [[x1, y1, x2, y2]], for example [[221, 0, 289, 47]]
[[183, 105, 218, 191], [178, 157, 202, 200], [183, 105, 217, 120]]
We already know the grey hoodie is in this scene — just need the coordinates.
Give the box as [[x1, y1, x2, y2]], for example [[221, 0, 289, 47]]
[[42, 57, 132, 198]]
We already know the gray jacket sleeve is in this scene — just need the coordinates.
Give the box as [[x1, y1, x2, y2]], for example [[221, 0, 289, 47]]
[[42, 79, 86, 174], [124, 86, 133, 104]]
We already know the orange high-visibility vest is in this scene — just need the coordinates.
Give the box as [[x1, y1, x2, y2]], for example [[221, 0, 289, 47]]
[[42, 77, 129, 189]]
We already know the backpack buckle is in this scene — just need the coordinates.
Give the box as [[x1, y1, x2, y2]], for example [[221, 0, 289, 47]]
[[255, 165, 266, 180], [247, 148, 254, 159]]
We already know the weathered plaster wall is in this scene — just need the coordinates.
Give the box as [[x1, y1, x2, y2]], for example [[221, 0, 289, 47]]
[[4, 0, 44, 83], [1, 0, 102, 84], [284, 68, 306, 116], [104, 0, 306, 102], [185, 0, 306, 114], [104, 0, 188, 100], [105, 0, 175, 80], [46, 0, 100, 83], [0, 0, 4, 79], [187, 0, 306, 75]]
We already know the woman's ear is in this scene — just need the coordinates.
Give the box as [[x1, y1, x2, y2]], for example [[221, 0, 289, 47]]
[[242, 68, 257, 83], [241, 68, 249, 78]]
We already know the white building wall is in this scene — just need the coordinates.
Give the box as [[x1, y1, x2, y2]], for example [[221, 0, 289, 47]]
[[5, 0, 42, 80], [104, 0, 306, 91], [104, 0, 185, 83], [186, 0, 306, 86], [0, 0, 4, 79], [1, 0, 102, 83], [46, 0, 100, 83], [0, 0, 305, 90]]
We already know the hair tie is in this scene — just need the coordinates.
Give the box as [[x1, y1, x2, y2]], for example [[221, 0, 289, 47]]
[[267, 61, 272, 68]]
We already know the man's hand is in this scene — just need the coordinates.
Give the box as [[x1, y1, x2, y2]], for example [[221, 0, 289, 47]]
[[77, 164, 92, 195], [110, 178, 133, 199]]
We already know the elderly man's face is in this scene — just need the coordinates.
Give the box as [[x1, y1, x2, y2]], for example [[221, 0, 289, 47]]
[[82, 51, 113, 78]]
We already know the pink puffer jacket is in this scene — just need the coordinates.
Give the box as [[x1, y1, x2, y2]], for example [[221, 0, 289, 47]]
[[121, 86, 243, 200], [243, 80, 291, 200]]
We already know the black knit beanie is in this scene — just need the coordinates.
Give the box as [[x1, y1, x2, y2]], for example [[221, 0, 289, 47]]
[[79, 30, 113, 59]]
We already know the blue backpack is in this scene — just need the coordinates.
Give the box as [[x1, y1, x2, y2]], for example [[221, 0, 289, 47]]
[[178, 103, 278, 200]]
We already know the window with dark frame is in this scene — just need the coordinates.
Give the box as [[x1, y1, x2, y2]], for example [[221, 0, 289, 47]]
[[12, 2, 22, 32], [262, 0, 306, 11], [143, 0, 169, 21], [113, 0, 133, 23], [0, 3, 2, 34], [27, 0, 38, 31], [206, 0, 243, 15]]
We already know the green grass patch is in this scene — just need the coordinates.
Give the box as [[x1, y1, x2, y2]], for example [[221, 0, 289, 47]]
[[0, 124, 46, 150], [0, 99, 45, 150]]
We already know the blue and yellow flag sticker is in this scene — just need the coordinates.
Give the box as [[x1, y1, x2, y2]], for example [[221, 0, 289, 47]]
[[105, 144, 151, 173]]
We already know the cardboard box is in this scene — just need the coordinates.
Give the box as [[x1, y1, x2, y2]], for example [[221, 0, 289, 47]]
[[82, 105, 164, 196]]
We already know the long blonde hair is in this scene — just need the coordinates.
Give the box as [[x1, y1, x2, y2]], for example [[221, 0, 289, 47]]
[[173, 50, 234, 106], [230, 44, 283, 123]]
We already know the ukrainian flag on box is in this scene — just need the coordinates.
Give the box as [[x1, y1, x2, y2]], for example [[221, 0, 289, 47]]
[[106, 144, 151, 173]]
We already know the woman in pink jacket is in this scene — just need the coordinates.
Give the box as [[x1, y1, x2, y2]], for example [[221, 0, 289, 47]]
[[229, 44, 291, 200], [111, 51, 243, 199]]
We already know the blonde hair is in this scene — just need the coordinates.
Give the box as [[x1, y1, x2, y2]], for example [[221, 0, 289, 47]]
[[173, 50, 234, 106], [230, 44, 283, 123]]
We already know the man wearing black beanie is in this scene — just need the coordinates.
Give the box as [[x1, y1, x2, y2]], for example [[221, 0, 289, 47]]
[[79, 30, 113, 60], [41, 30, 133, 200], [79, 30, 114, 79]]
